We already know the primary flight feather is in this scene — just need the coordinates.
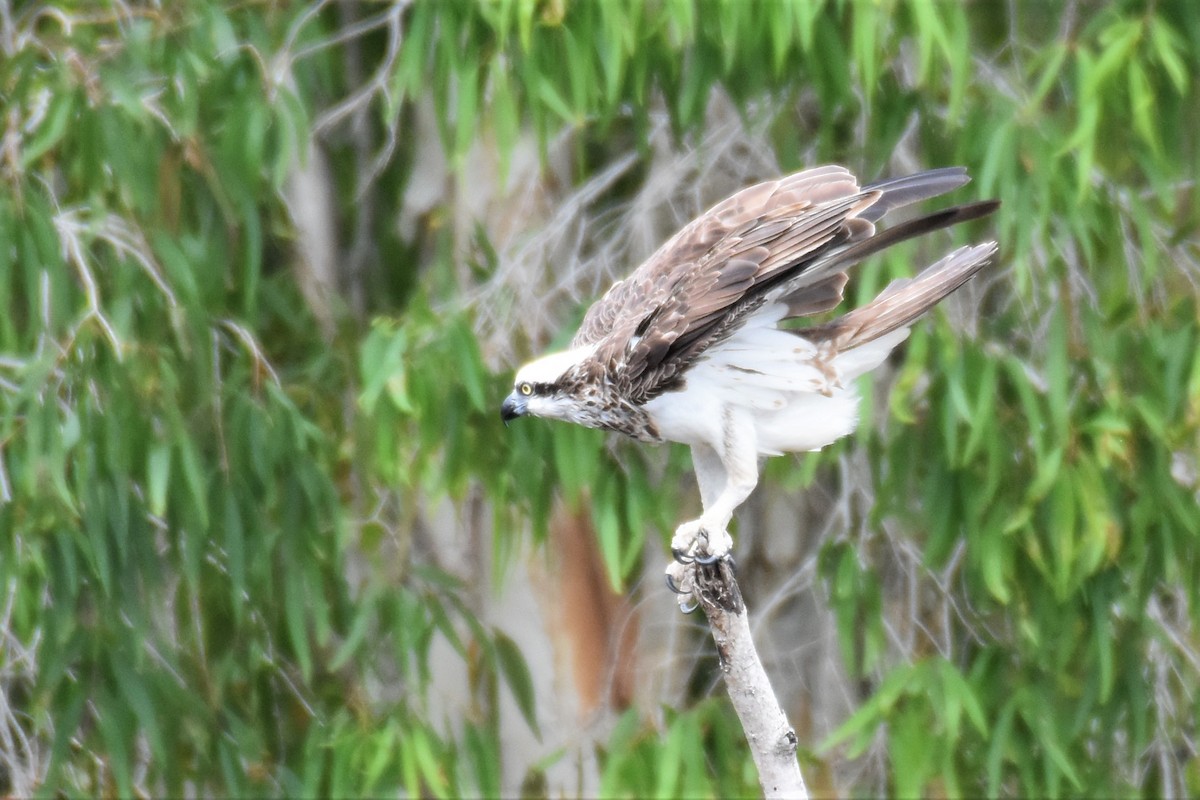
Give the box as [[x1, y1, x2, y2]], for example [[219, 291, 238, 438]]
[[501, 165, 998, 566]]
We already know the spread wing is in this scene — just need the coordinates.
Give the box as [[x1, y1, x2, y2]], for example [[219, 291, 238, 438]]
[[570, 165, 987, 402], [571, 165, 862, 348]]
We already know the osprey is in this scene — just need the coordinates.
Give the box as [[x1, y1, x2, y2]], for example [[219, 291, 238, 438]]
[[501, 165, 997, 570]]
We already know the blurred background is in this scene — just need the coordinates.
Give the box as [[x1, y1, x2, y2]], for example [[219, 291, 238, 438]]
[[1, 0, 1199, 796]]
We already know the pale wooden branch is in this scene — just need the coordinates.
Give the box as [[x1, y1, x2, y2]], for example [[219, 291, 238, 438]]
[[689, 559, 809, 799]]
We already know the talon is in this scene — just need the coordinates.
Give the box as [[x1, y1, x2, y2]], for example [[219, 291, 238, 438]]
[[672, 547, 694, 564], [665, 571, 684, 594], [694, 551, 722, 566], [679, 597, 700, 614]]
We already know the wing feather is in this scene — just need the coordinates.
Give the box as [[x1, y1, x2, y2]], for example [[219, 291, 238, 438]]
[[566, 165, 996, 404], [571, 165, 861, 348], [800, 242, 998, 349]]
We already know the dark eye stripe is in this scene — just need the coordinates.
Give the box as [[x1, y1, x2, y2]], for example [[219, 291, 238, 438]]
[[515, 381, 557, 396]]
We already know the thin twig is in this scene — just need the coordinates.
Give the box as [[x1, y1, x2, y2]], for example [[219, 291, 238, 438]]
[[313, 3, 407, 139]]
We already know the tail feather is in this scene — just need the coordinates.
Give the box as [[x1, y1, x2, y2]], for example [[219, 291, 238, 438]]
[[861, 167, 971, 222], [778, 200, 1001, 305], [804, 242, 999, 349]]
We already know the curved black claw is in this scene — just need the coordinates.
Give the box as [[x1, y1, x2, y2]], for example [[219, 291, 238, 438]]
[[665, 571, 686, 595], [679, 597, 700, 614], [694, 551, 724, 566], [672, 547, 694, 565]]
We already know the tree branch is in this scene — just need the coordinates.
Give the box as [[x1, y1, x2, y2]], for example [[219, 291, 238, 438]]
[[688, 559, 809, 799]]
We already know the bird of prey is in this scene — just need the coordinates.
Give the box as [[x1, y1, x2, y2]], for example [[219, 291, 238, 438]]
[[501, 165, 998, 572]]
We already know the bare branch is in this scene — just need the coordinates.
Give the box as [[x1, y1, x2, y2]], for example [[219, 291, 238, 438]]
[[55, 211, 125, 358], [312, 3, 408, 140], [685, 561, 809, 799], [217, 319, 282, 388]]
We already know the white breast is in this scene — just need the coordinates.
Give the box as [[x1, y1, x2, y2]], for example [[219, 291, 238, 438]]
[[643, 302, 907, 456]]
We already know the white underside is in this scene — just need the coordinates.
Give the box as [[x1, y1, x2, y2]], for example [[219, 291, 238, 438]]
[[648, 301, 908, 567], [643, 302, 906, 455]]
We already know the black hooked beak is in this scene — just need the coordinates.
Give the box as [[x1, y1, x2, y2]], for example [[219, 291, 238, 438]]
[[500, 393, 525, 426]]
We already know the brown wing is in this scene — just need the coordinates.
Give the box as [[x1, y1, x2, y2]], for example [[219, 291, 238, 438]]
[[616, 192, 876, 378], [570, 165, 861, 348], [570, 165, 988, 403]]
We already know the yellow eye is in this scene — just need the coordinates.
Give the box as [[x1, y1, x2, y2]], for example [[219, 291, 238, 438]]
[[519, 382, 533, 396]]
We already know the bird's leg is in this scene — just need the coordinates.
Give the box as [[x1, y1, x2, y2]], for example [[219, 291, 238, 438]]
[[670, 411, 759, 564], [667, 442, 722, 609], [670, 442, 725, 564]]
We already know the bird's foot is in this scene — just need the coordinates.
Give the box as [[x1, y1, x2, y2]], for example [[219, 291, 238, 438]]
[[664, 561, 699, 614], [666, 550, 741, 615], [670, 519, 733, 565], [668, 521, 736, 614]]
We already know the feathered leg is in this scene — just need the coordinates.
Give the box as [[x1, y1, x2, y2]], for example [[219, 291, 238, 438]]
[[665, 442, 727, 607], [691, 442, 727, 509], [671, 408, 760, 562]]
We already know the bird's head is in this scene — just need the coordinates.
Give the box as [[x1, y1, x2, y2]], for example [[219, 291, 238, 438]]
[[501, 346, 595, 425]]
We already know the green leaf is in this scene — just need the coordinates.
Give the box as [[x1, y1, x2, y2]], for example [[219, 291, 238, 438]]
[[654, 714, 688, 799], [453, 60, 480, 166], [1127, 61, 1158, 156], [362, 724, 400, 796], [852, 4, 878, 110], [1149, 17, 1189, 94], [411, 727, 451, 797], [978, 512, 1013, 605], [536, 74, 577, 125], [962, 357, 998, 463], [769, 0, 794, 76], [224, 494, 246, 622], [284, 568, 314, 681], [21, 88, 76, 166], [450, 322, 487, 413], [621, 478, 651, 578], [1029, 703, 1084, 791], [1082, 20, 1141, 98], [110, 650, 166, 763], [490, 61, 520, 182], [939, 659, 987, 737], [94, 686, 134, 799], [464, 724, 502, 797], [176, 435, 210, 530], [890, 705, 936, 798], [820, 664, 915, 755], [594, 473, 624, 592], [398, 728, 421, 797], [986, 697, 1017, 797], [146, 441, 171, 518], [1028, 43, 1069, 110], [494, 631, 540, 737], [330, 601, 374, 672]]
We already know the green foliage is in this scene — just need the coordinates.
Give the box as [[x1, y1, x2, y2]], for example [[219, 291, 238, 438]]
[[0, 4, 535, 796], [357, 306, 681, 588], [598, 702, 759, 799], [2, 0, 1199, 797]]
